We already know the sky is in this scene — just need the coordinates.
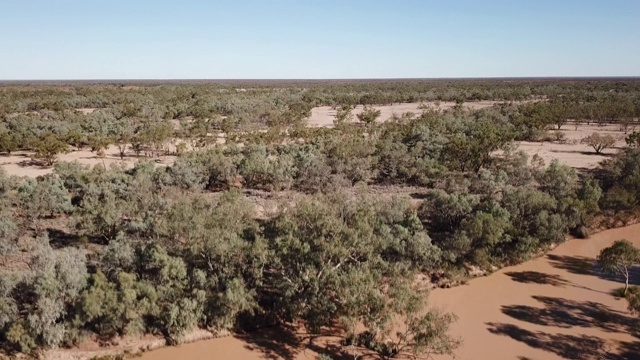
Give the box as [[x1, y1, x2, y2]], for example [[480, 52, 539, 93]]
[[0, 0, 638, 79]]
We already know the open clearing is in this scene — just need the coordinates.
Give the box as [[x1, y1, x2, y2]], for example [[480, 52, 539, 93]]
[[0, 145, 176, 177], [307, 101, 511, 127], [517, 123, 627, 170], [137, 223, 640, 360]]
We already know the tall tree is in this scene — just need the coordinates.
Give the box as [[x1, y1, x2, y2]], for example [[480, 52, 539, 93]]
[[597, 240, 640, 295]]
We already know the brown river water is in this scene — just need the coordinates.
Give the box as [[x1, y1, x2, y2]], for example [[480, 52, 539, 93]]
[[140, 224, 640, 360]]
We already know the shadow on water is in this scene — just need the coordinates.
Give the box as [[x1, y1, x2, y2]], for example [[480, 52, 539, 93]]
[[504, 271, 569, 286], [500, 296, 639, 336], [546, 254, 596, 275], [237, 324, 355, 360], [487, 322, 640, 360], [546, 254, 640, 286], [238, 324, 301, 360], [493, 252, 640, 359]]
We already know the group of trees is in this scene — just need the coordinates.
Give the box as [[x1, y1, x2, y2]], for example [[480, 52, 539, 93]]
[[597, 142, 640, 217], [0, 164, 459, 357], [153, 108, 530, 197], [0, 118, 610, 358], [0, 109, 180, 164], [1, 79, 639, 167]]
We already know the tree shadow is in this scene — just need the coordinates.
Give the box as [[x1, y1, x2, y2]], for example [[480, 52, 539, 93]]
[[600, 265, 640, 287], [546, 254, 596, 275], [17, 158, 50, 168], [46, 228, 83, 248], [617, 340, 640, 360], [409, 192, 430, 200], [46, 228, 106, 248], [491, 322, 640, 360], [237, 324, 301, 360], [236, 323, 371, 360], [500, 296, 639, 336], [486, 322, 634, 360], [504, 270, 606, 294], [546, 254, 640, 286], [305, 341, 360, 360], [574, 166, 599, 175], [296, 325, 363, 360], [504, 271, 569, 286], [550, 149, 615, 157]]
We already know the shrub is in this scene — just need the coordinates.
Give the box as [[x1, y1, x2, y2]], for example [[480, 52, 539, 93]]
[[0, 131, 18, 154], [290, 145, 332, 192], [356, 105, 381, 125], [169, 149, 239, 191], [238, 145, 295, 191]]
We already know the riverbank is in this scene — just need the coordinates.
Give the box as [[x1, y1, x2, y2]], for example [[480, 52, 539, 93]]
[[127, 223, 640, 360]]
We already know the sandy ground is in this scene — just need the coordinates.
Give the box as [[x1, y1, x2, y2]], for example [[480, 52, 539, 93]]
[[138, 224, 640, 360], [307, 101, 505, 127], [517, 123, 627, 170], [0, 145, 176, 177], [76, 108, 97, 115]]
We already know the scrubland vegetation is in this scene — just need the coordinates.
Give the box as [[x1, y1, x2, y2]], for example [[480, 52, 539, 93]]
[[1, 79, 640, 359]]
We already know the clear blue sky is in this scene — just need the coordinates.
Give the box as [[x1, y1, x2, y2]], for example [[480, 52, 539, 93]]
[[1, 0, 638, 79]]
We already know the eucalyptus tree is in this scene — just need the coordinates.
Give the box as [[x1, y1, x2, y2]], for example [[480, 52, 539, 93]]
[[597, 240, 640, 295], [581, 133, 616, 154]]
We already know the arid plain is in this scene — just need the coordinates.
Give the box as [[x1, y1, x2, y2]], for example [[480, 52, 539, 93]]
[[23, 99, 637, 360]]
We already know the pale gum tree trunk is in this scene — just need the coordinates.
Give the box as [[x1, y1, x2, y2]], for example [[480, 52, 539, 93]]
[[624, 265, 630, 295]]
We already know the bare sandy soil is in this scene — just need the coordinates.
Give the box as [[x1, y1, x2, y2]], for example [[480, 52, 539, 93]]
[[137, 224, 640, 360], [75, 108, 97, 115], [307, 101, 505, 127], [517, 123, 627, 170], [0, 145, 176, 178]]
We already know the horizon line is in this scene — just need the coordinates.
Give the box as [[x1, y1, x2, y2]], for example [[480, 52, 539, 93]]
[[1, 76, 640, 84]]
